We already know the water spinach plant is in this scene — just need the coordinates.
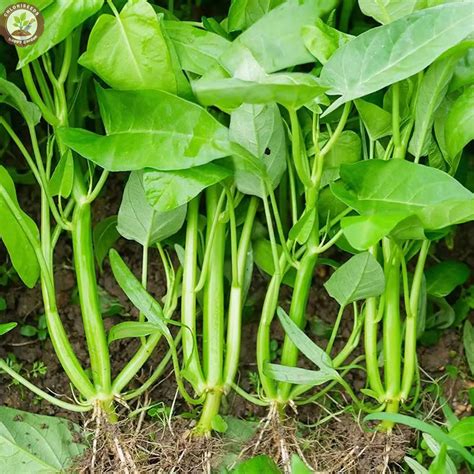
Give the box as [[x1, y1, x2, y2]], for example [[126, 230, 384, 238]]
[[0, 2, 473, 467]]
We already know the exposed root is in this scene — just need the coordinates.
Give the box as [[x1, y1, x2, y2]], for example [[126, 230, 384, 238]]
[[305, 414, 413, 473], [234, 403, 312, 473]]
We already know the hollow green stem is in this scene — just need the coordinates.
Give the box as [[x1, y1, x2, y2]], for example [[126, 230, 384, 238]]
[[181, 197, 205, 392], [326, 305, 346, 356], [288, 108, 312, 188], [223, 197, 258, 390], [400, 240, 430, 400], [72, 202, 111, 395], [194, 390, 222, 436]]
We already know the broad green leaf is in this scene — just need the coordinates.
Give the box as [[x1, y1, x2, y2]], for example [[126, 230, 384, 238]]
[[321, 130, 361, 186], [331, 160, 474, 230], [16, 0, 103, 69], [425, 261, 470, 297], [193, 73, 327, 109], [117, 171, 186, 247], [321, 4, 474, 114], [276, 307, 335, 370], [93, 216, 120, 271], [409, 51, 463, 160], [109, 249, 166, 326], [220, 0, 338, 75], [340, 214, 408, 249], [229, 103, 286, 197], [464, 321, 474, 376], [0, 406, 85, 472], [450, 47, 474, 91], [164, 21, 230, 75], [0, 166, 40, 288], [365, 413, 474, 466], [79, 0, 184, 94], [0, 77, 41, 126], [359, 0, 418, 24], [211, 414, 228, 433], [302, 20, 353, 64], [0, 322, 16, 336], [143, 163, 230, 212], [58, 88, 234, 171], [445, 86, 474, 160], [227, 0, 285, 32], [265, 363, 337, 385], [253, 239, 296, 287], [324, 252, 385, 306], [232, 454, 281, 474], [49, 152, 74, 198], [449, 417, 474, 447], [108, 321, 160, 344], [355, 99, 392, 141]]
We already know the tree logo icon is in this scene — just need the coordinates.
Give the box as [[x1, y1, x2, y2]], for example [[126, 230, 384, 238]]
[[1, 3, 44, 46]]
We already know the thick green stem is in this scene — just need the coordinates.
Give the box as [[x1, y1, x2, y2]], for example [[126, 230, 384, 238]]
[[72, 202, 111, 395], [202, 187, 225, 389], [181, 197, 205, 392], [223, 197, 258, 390], [400, 240, 430, 399], [383, 241, 401, 404], [194, 390, 222, 436], [365, 244, 385, 397], [277, 251, 318, 402], [257, 254, 287, 400]]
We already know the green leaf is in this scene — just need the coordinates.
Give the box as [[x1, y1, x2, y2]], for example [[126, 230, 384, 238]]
[[193, 72, 327, 109], [450, 47, 474, 91], [229, 103, 286, 197], [409, 50, 463, 160], [79, 0, 184, 94], [364, 413, 474, 466], [289, 207, 317, 245], [464, 321, 474, 376], [355, 99, 392, 141], [425, 261, 470, 297], [17, 0, 104, 69], [0, 406, 85, 472], [227, 0, 285, 32], [253, 239, 296, 287], [109, 249, 166, 326], [108, 321, 160, 344], [331, 159, 474, 230], [445, 85, 474, 160], [423, 435, 456, 474], [49, 152, 74, 198], [220, 0, 338, 75], [324, 252, 385, 306], [302, 19, 353, 65], [58, 88, 234, 172], [0, 322, 16, 336], [20, 325, 37, 337], [0, 297, 5, 310], [164, 21, 230, 75], [117, 171, 186, 247], [359, 0, 418, 24], [276, 307, 335, 370], [291, 454, 312, 474], [265, 363, 337, 385], [93, 216, 120, 271], [449, 417, 474, 447], [232, 454, 281, 474], [143, 163, 230, 213], [0, 77, 41, 126], [404, 456, 429, 474], [211, 414, 228, 433], [321, 4, 474, 114], [0, 166, 40, 288]]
